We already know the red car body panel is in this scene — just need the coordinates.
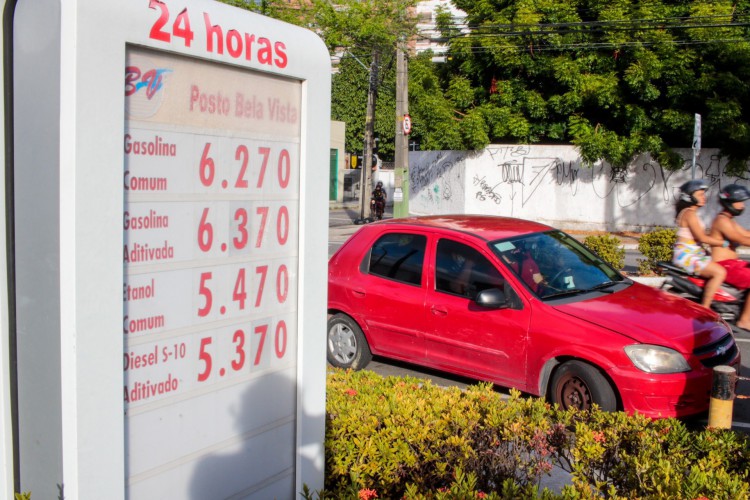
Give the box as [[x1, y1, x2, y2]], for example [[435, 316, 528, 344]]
[[327, 216, 741, 419]]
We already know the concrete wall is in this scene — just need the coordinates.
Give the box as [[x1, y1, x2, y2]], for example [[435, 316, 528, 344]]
[[408, 145, 750, 232]]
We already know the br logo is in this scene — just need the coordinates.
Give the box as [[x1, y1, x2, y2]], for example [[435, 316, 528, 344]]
[[125, 59, 171, 119]]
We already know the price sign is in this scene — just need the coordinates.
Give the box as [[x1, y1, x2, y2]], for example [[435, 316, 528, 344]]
[[124, 45, 304, 498], [11, 0, 329, 498]]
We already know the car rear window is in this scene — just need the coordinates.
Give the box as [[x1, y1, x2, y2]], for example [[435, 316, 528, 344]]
[[367, 233, 426, 286]]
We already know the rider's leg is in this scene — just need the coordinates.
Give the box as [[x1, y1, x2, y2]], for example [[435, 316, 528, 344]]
[[736, 299, 750, 330], [698, 262, 727, 309], [716, 259, 750, 329]]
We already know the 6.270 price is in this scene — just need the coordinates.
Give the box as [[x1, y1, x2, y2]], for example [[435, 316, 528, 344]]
[[199, 143, 291, 190]]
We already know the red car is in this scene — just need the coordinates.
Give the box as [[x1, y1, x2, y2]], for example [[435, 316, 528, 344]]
[[327, 215, 741, 419]]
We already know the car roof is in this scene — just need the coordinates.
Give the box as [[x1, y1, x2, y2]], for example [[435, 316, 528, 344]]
[[374, 215, 553, 241]]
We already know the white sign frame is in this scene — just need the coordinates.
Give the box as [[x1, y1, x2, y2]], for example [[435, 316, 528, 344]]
[[11, 1, 330, 498]]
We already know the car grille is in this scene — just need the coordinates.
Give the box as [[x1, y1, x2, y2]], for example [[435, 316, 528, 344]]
[[693, 333, 739, 368]]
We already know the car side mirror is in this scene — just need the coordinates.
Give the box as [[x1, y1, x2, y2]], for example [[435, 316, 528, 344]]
[[475, 283, 520, 309]]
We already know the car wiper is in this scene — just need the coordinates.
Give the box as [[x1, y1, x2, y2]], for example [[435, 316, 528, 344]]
[[585, 281, 620, 293], [543, 288, 590, 299], [544, 281, 621, 299]]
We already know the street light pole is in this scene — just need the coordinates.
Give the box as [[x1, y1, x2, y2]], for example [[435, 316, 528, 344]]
[[393, 46, 409, 218], [355, 50, 380, 224]]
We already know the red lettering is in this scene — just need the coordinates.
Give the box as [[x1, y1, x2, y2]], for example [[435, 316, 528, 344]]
[[204, 13, 224, 54], [274, 42, 288, 68], [227, 30, 243, 58], [201, 14, 288, 68], [257, 38, 273, 65]]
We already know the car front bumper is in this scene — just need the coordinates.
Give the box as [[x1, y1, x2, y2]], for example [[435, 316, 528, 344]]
[[611, 354, 741, 419]]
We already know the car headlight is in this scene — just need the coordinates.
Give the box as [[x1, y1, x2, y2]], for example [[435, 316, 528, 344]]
[[624, 345, 691, 373]]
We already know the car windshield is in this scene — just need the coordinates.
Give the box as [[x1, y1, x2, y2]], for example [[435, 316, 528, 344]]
[[490, 230, 625, 300]]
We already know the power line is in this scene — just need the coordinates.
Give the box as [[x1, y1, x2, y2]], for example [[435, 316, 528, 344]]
[[450, 37, 750, 53]]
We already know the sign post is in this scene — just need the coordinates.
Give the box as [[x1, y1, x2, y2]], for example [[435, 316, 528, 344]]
[[692, 113, 701, 179], [11, 1, 329, 498]]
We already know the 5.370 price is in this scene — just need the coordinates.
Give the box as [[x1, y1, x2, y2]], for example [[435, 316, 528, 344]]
[[196, 321, 288, 382]]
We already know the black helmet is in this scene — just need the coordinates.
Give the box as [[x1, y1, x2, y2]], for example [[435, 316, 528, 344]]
[[376, 181, 383, 188], [719, 183, 750, 215], [679, 179, 709, 205]]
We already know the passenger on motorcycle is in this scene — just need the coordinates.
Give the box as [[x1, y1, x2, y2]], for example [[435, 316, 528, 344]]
[[371, 181, 387, 220], [673, 179, 728, 309], [709, 183, 750, 330]]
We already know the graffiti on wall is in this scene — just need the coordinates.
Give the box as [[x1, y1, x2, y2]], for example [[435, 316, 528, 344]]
[[410, 146, 750, 230], [409, 150, 467, 212]]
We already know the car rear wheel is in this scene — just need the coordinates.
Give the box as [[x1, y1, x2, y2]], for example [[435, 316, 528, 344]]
[[327, 313, 372, 370], [550, 361, 617, 412]]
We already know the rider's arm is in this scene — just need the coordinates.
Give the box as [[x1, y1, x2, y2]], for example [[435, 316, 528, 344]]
[[685, 210, 726, 246]]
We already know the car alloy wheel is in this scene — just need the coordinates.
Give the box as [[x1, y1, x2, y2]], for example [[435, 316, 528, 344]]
[[326, 313, 372, 370]]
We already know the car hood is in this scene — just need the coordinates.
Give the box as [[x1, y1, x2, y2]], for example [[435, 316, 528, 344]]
[[551, 282, 726, 352]]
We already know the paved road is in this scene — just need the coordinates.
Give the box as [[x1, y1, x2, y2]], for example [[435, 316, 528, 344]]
[[327, 207, 750, 431]]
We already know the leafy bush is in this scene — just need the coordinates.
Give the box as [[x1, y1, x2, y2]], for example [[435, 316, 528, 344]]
[[583, 234, 625, 270], [307, 368, 750, 500], [638, 227, 677, 275]]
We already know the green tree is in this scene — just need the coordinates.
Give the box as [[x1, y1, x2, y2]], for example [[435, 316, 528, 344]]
[[221, 0, 419, 159], [439, 0, 750, 172]]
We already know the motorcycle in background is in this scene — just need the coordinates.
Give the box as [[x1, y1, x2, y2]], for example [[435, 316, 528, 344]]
[[370, 199, 385, 220], [657, 261, 747, 324]]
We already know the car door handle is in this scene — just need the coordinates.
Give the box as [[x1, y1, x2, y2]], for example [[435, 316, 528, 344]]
[[431, 305, 448, 316], [352, 288, 366, 298]]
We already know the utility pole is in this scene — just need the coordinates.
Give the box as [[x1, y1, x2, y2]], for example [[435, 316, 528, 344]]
[[393, 46, 409, 218], [356, 51, 380, 224]]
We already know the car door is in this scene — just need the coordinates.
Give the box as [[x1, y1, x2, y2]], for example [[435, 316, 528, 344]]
[[354, 231, 428, 362], [424, 237, 532, 388]]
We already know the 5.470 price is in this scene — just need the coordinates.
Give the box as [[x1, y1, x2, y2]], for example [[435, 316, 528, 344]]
[[196, 321, 288, 382], [197, 264, 289, 317]]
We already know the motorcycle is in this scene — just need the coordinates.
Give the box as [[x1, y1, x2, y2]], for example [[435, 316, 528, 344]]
[[656, 261, 747, 324], [370, 199, 385, 220]]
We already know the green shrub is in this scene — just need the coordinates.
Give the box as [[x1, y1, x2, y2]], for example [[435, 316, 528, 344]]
[[310, 368, 750, 500], [637, 227, 677, 275], [583, 235, 625, 270]]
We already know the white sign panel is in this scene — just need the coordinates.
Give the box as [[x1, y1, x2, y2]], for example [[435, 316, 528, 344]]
[[693, 113, 702, 151], [11, 1, 329, 499], [123, 44, 302, 498]]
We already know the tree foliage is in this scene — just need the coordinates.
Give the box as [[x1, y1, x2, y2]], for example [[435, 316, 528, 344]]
[[222, 0, 750, 173], [440, 0, 750, 172]]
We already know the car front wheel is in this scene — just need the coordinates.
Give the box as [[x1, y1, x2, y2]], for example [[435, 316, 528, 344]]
[[327, 313, 372, 370], [550, 361, 617, 412]]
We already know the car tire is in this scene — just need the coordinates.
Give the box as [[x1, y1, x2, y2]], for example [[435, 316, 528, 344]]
[[550, 361, 617, 412], [327, 313, 372, 370]]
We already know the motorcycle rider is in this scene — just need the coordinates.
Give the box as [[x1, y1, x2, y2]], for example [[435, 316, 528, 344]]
[[370, 181, 387, 220], [673, 179, 728, 310], [709, 183, 750, 330]]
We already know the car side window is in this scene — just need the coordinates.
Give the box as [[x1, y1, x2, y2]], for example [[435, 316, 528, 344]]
[[435, 239, 505, 299], [368, 233, 426, 286]]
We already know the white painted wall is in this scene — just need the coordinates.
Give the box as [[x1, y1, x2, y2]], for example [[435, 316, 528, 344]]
[[408, 146, 750, 232]]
